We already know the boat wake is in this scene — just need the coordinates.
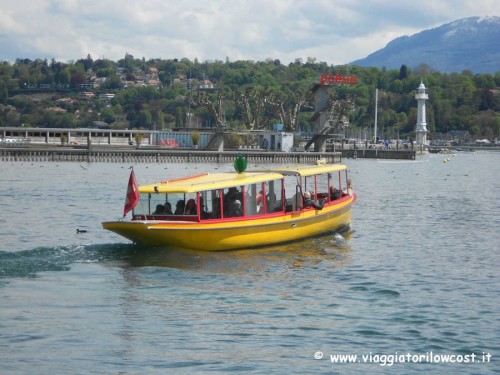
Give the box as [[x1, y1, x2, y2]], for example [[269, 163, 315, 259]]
[[0, 243, 134, 279], [331, 233, 347, 248], [1, 227, 354, 280]]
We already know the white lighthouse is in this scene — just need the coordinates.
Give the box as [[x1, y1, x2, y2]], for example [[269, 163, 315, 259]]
[[415, 81, 429, 147]]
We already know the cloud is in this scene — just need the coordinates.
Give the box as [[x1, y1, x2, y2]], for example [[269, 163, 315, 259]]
[[0, 0, 498, 64]]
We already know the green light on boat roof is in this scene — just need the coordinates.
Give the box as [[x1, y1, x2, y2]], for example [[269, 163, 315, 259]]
[[234, 154, 247, 173]]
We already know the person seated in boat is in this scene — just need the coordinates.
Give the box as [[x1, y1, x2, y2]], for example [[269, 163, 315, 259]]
[[266, 191, 277, 210], [256, 191, 264, 213], [225, 186, 237, 199], [153, 204, 166, 215], [228, 199, 243, 217], [303, 191, 324, 210], [185, 199, 197, 215], [330, 186, 341, 200], [164, 202, 173, 215], [342, 179, 353, 196], [224, 187, 241, 206], [174, 200, 185, 215], [223, 187, 241, 216]]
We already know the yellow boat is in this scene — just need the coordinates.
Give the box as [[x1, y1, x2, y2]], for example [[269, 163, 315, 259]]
[[102, 159, 356, 251]]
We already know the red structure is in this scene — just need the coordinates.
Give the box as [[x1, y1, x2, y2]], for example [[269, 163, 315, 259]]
[[320, 74, 357, 86]]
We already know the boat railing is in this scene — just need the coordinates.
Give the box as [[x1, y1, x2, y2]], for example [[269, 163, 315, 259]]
[[134, 214, 199, 222]]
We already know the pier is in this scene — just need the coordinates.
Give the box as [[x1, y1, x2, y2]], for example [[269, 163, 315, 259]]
[[0, 126, 417, 162], [0, 146, 347, 164], [341, 148, 416, 160], [0, 145, 416, 163]]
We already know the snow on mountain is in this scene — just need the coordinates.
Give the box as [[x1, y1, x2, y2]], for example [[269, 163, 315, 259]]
[[350, 16, 500, 73]]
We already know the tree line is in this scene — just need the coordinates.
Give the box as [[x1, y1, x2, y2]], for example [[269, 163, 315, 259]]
[[0, 54, 499, 140]]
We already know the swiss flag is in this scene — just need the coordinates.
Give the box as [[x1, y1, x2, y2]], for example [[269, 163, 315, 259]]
[[123, 168, 139, 217]]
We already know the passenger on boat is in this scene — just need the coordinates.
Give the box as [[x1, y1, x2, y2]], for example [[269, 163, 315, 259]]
[[225, 187, 239, 202], [164, 202, 173, 215], [256, 191, 264, 213], [174, 200, 185, 214], [185, 199, 197, 215], [303, 191, 324, 210], [153, 204, 166, 214], [267, 191, 277, 211], [330, 186, 341, 200], [343, 179, 353, 196], [227, 199, 243, 217], [224, 187, 242, 216]]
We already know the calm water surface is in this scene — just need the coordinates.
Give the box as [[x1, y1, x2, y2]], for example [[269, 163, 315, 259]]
[[0, 152, 499, 374]]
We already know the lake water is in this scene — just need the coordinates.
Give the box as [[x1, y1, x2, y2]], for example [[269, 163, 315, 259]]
[[0, 152, 499, 374]]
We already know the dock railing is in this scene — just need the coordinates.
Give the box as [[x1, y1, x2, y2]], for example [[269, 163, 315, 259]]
[[0, 146, 344, 164]]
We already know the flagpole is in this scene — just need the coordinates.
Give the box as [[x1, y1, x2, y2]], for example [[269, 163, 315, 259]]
[[374, 88, 378, 143]]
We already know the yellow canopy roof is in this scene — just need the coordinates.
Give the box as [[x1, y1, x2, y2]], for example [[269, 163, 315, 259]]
[[256, 163, 347, 177], [138, 163, 347, 194], [139, 171, 285, 194]]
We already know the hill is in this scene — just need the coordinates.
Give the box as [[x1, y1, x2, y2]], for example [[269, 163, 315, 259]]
[[350, 16, 500, 74]]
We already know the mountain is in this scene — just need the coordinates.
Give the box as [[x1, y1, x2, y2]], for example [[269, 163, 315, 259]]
[[350, 16, 500, 74]]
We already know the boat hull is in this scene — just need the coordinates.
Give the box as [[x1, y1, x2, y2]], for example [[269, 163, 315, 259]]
[[102, 198, 353, 251]]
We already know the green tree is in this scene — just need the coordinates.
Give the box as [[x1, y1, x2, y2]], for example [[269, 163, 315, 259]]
[[70, 72, 86, 88], [399, 64, 409, 80], [102, 74, 123, 89]]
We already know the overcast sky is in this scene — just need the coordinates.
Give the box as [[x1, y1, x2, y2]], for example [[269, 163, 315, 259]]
[[0, 0, 498, 65]]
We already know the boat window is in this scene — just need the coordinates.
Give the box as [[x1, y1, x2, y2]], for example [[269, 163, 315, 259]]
[[328, 172, 341, 201], [134, 192, 200, 216], [290, 184, 303, 211], [243, 183, 265, 216], [199, 188, 229, 219], [341, 170, 353, 196], [302, 173, 330, 201], [133, 193, 151, 216], [197, 180, 287, 219], [199, 190, 219, 219], [316, 173, 330, 196], [267, 179, 283, 213], [169, 193, 197, 215]]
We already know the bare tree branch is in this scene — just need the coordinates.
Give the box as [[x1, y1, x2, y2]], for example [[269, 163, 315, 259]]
[[193, 89, 226, 128], [233, 87, 276, 130], [267, 90, 312, 132]]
